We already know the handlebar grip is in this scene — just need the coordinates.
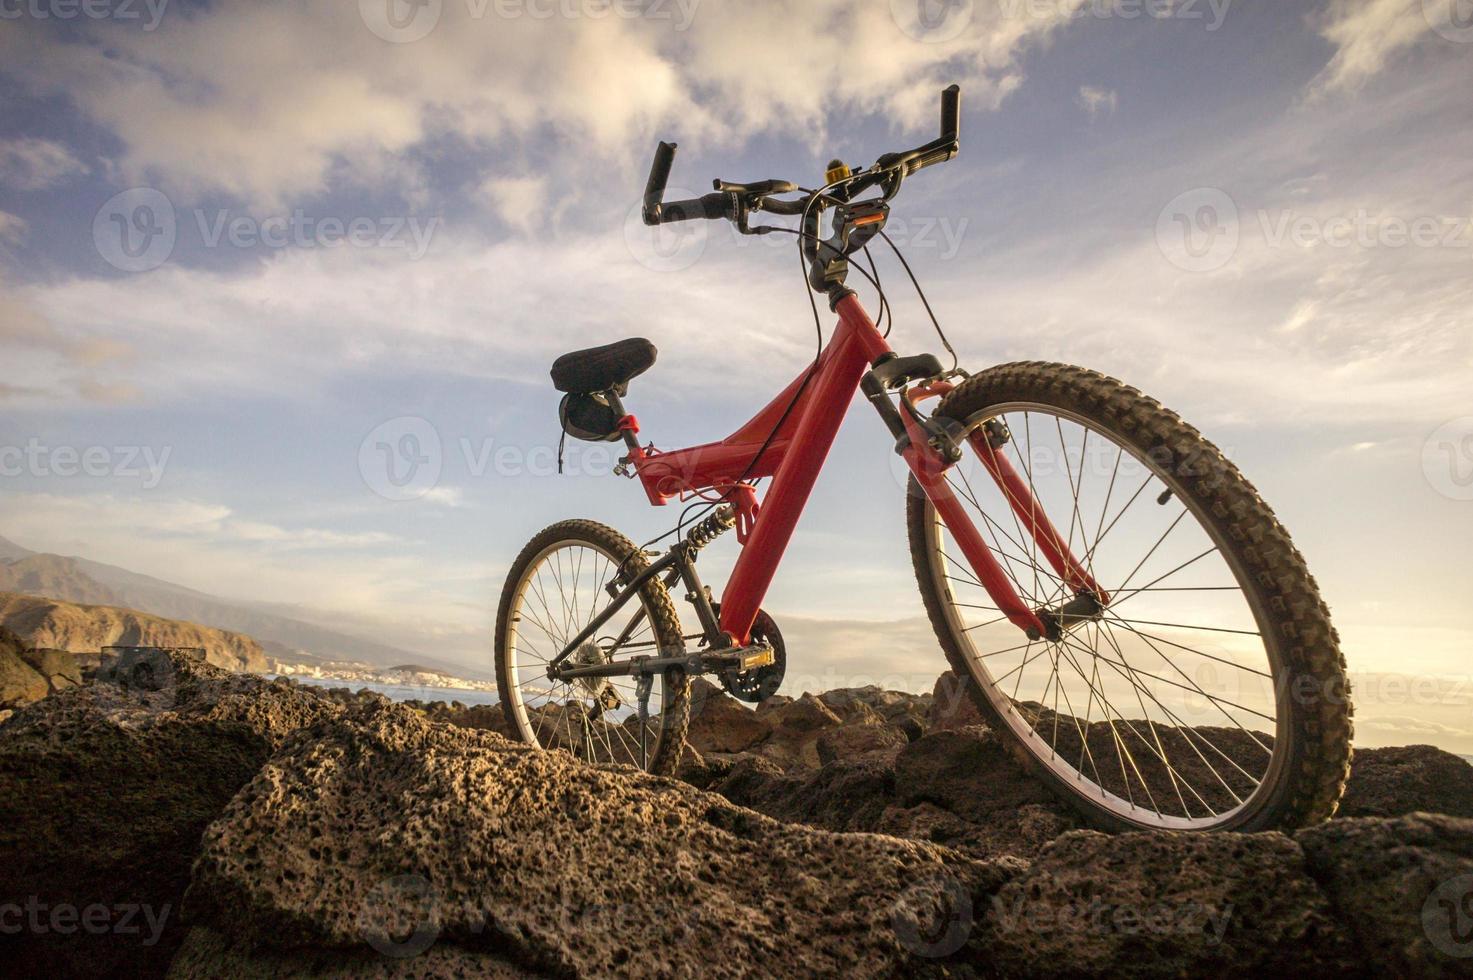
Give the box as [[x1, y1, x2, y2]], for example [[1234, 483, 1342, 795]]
[[642, 141, 678, 225], [940, 84, 960, 143], [660, 193, 729, 223]]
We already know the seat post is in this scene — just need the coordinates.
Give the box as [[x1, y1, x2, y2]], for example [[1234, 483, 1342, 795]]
[[602, 388, 643, 453]]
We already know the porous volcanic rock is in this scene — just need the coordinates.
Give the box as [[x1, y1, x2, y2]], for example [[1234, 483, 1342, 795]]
[[929, 669, 985, 731], [978, 829, 1358, 977], [686, 677, 770, 754], [0, 651, 339, 977], [1297, 813, 1473, 978], [1339, 745, 1473, 819], [816, 721, 909, 766], [179, 698, 1019, 979]]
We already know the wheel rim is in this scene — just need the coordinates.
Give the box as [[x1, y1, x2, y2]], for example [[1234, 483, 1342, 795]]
[[923, 403, 1289, 830], [503, 539, 674, 769]]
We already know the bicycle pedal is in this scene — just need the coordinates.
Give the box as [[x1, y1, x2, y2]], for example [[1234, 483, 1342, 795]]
[[706, 644, 775, 672]]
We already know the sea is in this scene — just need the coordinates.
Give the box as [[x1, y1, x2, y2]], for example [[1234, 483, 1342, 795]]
[[282, 675, 499, 708]]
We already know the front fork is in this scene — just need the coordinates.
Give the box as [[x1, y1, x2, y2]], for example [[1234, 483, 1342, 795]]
[[862, 367, 1107, 641]]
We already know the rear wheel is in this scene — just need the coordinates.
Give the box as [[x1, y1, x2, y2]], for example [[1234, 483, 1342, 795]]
[[907, 362, 1352, 831], [495, 519, 690, 774]]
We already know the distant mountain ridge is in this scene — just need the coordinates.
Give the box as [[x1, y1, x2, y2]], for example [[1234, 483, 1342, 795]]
[[0, 534, 476, 677]]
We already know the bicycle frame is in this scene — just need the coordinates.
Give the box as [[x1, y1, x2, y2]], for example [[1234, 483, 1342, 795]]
[[622, 292, 1107, 647]]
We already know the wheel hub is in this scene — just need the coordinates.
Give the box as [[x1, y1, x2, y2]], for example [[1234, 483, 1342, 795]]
[[1035, 591, 1104, 642]]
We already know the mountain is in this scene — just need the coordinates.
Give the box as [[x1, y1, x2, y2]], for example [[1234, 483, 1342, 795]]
[[0, 554, 123, 607], [0, 534, 479, 677], [0, 591, 265, 672]]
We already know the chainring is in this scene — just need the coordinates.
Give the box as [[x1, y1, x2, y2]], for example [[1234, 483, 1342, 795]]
[[719, 607, 786, 704]]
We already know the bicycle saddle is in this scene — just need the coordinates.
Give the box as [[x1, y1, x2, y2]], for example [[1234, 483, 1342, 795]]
[[550, 337, 657, 394]]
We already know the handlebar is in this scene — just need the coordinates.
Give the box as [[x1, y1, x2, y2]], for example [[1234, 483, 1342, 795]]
[[641, 85, 961, 227]]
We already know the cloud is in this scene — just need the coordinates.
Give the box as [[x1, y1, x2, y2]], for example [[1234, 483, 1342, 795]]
[[0, 0, 1080, 206], [477, 176, 549, 235], [1076, 85, 1118, 118], [0, 137, 89, 191], [1308, 0, 1434, 96], [0, 211, 26, 250]]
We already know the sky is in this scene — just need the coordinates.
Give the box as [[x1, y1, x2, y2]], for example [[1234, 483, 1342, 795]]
[[0, 0, 1470, 748]]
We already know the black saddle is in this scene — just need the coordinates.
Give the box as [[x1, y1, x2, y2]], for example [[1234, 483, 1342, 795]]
[[550, 337, 657, 394]]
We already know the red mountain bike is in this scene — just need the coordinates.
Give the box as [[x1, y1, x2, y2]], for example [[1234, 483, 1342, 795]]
[[495, 87, 1353, 831]]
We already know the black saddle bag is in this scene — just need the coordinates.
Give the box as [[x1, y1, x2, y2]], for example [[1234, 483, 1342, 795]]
[[559, 392, 622, 443]]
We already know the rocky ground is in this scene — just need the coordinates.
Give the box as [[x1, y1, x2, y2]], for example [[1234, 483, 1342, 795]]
[[1, 650, 1470, 978]]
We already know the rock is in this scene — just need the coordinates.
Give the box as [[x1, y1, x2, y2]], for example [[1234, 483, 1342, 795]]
[[895, 726, 1065, 824], [1341, 745, 1473, 818], [980, 829, 1357, 977], [816, 722, 909, 766], [180, 698, 1019, 978], [818, 686, 932, 731], [751, 693, 844, 769], [685, 677, 770, 754], [17, 647, 82, 693], [929, 669, 985, 731], [0, 650, 340, 977], [0, 629, 48, 708], [1297, 813, 1473, 977]]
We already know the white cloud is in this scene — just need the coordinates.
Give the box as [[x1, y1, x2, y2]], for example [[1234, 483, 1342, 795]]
[[1076, 85, 1118, 117], [477, 176, 549, 234], [0, 137, 89, 191], [0, 0, 1081, 206], [1309, 0, 1434, 96]]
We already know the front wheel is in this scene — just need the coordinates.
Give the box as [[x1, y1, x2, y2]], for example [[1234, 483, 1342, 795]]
[[495, 519, 691, 774], [907, 362, 1353, 832]]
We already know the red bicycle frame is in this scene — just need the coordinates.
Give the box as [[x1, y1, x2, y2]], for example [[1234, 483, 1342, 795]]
[[623, 294, 1106, 647]]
